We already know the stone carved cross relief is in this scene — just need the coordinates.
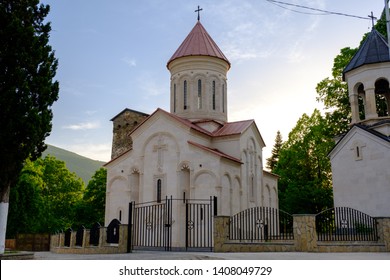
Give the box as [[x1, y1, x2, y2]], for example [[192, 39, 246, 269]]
[[153, 134, 168, 172]]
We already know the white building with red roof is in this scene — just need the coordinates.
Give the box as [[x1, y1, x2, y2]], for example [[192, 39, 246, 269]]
[[104, 19, 278, 248]]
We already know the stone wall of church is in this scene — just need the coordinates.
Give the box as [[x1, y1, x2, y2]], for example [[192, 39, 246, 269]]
[[111, 109, 149, 159], [330, 127, 390, 217]]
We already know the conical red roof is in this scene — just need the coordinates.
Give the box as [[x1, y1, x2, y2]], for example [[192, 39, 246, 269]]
[[167, 21, 230, 68]]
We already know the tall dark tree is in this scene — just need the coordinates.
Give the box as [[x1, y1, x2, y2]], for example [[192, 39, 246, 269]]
[[0, 1, 59, 253], [266, 130, 283, 171]]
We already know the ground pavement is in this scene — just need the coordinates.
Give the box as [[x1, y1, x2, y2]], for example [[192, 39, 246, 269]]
[[33, 250, 390, 260]]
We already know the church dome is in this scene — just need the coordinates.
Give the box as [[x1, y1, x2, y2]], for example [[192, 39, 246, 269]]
[[167, 21, 230, 69], [167, 21, 230, 123]]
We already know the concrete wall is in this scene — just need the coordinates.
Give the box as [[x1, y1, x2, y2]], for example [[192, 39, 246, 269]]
[[51, 225, 128, 254]]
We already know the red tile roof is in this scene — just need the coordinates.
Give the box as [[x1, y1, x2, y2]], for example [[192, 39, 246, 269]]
[[188, 141, 242, 164], [167, 21, 230, 68], [213, 120, 253, 137], [106, 108, 259, 164]]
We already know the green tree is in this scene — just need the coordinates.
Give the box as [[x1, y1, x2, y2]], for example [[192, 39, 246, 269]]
[[274, 110, 334, 214], [315, 47, 357, 135], [39, 156, 84, 232], [266, 130, 283, 171], [6, 160, 45, 237], [0, 1, 59, 253], [75, 168, 107, 228], [7, 156, 84, 236]]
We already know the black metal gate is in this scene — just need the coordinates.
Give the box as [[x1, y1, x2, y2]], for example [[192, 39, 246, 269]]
[[185, 197, 216, 251], [129, 196, 216, 252], [129, 197, 172, 251]]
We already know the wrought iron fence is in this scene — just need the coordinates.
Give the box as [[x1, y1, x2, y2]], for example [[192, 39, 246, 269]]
[[229, 207, 294, 241], [315, 207, 378, 241]]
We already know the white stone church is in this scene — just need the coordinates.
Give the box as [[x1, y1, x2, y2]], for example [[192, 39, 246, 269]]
[[329, 28, 390, 217], [104, 19, 279, 237]]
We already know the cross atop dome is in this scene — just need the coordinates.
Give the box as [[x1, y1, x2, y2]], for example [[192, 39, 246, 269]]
[[195, 5, 203, 21]]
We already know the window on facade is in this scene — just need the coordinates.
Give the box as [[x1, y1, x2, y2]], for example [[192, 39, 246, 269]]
[[222, 84, 225, 113], [198, 79, 202, 109], [250, 175, 255, 202], [173, 84, 176, 113], [212, 81, 216, 110], [157, 179, 162, 203], [184, 80, 187, 110], [119, 210, 122, 222]]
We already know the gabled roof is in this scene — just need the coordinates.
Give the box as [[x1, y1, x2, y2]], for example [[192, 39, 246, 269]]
[[328, 123, 390, 158], [167, 21, 230, 68], [188, 141, 242, 164], [131, 107, 258, 139], [343, 28, 390, 78], [107, 107, 266, 163], [110, 108, 149, 121]]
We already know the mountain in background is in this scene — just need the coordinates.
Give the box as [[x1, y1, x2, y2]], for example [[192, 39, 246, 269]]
[[42, 144, 106, 185]]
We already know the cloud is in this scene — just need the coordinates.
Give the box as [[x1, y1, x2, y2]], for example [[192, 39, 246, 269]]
[[63, 121, 100, 130], [66, 143, 112, 162], [122, 57, 137, 67]]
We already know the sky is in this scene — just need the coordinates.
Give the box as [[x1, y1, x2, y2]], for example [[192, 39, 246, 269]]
[[43, 0, 386, 162]]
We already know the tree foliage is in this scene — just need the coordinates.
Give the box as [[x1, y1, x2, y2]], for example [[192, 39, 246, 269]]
[[274, 110, 333, 214], [75, 168, 107, 228], [266, 130, 283, 171], [7, 159, 107, 237], [7, 156, 84, 237], [0, 1, 59, 202]]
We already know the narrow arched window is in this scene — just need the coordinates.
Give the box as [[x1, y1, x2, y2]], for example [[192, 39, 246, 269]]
[[157, 179, 162, 203], [119, 210, 122, 222], [173, 83, 176, 113], [183, 80, 187, 110], [198, 79, 202, 109], [222, 83, 225, 113], [212, 81, 216, 110]]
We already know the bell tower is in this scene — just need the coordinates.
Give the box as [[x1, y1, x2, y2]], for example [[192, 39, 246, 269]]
[[167, 20, 231, 123], [343, 28, 390, 133]]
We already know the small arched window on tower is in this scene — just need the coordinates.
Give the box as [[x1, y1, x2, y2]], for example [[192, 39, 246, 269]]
[[212, 80, 216, 110], [375, 79, 390, 117], [222, 83, 225, 113], [157, 179, 162, 203], [198, 79, 202, 109], [173, 83, 176, 113], [184, 80, 188, 110]]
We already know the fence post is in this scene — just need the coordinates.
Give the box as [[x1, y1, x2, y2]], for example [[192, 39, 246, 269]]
[[293, 214, 318, 252], [213, 196, 218, 216], [127, 202, 133, 253], [213, 216, 229, 252], [376, 217, 390, 251]]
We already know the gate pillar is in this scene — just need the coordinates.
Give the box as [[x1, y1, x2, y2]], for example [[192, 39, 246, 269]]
[[376, 218, 390, 252], [293, 214, 318, 252]]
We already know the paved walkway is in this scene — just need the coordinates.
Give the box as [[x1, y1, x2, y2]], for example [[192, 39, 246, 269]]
[[33, 251, 390, 260]]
